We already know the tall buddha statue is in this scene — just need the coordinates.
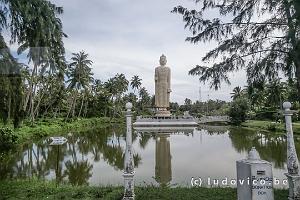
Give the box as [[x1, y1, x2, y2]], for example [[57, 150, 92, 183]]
[[155, 54, 171, 117]]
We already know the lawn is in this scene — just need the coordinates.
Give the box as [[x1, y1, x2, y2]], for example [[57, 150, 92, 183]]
[[0, 117, 121, 144], [242, 120, 300, 135], [0, 180, 289, 200]]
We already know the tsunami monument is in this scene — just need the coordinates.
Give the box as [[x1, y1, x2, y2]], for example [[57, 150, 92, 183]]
[[133, 54, 198, 130]]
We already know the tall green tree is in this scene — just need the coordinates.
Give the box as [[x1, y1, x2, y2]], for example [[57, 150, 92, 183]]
[[0, 0, 66, 125], [173, 0, 300, 101], [230, 86, 243, 100], [228, 98, 250, 125], [245, 84, 266, 111], [139, 87, 151, 112], [266, 80, 286, 108], [0, 36, 23, 128], [130, 75, 142, 94], [66, 51, 93, 119], [106, 74, 129, 118]]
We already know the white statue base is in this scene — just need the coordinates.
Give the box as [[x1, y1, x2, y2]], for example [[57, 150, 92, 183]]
[[155, 108, 171, 117]]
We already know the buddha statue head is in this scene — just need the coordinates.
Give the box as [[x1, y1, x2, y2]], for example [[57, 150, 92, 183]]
[[159, 54, 167, 66]]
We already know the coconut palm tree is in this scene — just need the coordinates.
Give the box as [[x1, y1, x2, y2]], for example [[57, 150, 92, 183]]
[[139, 87, 151, 111], [230, 86, 243, 100], [266, 80, 286, 108], [115, 73, 129, 95], [130, 75, 142, 94], [66, 51, 93, 119]]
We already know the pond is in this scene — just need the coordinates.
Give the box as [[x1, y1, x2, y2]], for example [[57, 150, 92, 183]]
[[1, 125, 298, 188]]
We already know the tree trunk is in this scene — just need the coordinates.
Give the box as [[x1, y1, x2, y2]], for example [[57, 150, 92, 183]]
[[78, 93, 85, 118], [66, 93, 75, 120], [295, 59, 300, 102], [53, 107, 58, 118], [7, 93, 11, 122], [71, 91, 77, 118], [83, 100, 88, 117], [29, 65, 38, 124], [23, 86, 31, 112], [33, 91, 44, 118]]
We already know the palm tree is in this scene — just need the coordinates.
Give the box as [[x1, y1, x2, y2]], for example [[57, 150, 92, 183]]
[[115, 73, 129, 94], [245, 84, 266, 110], [267, 80, 286, 108], [66, 51, 93, 119], [139, 87, 150, 111], [110, 74, 128, 117], [130, 75, 142, 94], [230, 86, 243, 100]]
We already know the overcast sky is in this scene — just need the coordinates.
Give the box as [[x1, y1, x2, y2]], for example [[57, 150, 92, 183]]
[[49, 0, 247, 104]]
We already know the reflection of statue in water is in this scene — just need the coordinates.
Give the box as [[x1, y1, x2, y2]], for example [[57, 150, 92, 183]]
[[155, 54, 171, 117], [155, 134, 172, 185]]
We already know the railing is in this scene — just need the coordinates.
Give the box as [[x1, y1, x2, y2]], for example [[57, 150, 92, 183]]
[[197, 116, 229, 123], [136, 116, 195, 122], [135, 115, 229, 123]]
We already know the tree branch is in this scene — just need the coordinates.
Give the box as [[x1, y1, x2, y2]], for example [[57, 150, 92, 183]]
[[240, 49, 290, 58]]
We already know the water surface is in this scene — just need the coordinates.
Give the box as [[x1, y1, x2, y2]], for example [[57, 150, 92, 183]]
[[1, 125, 298, 188]]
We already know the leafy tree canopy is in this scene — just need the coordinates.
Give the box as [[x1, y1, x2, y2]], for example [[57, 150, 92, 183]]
[[173, 0, 300, 99]]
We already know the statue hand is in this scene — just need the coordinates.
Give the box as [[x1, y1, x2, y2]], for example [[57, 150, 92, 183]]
[[167, 89, 172, 93]]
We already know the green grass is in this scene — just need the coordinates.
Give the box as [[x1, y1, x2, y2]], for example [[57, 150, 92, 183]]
[[0, 180, 288, 200], [242, 120, 300, 135], [1, 117, 123, 145]]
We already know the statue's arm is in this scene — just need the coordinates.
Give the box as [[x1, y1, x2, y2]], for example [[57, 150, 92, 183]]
[[155, 68, 158, 82], [167, 69, 171, 93]]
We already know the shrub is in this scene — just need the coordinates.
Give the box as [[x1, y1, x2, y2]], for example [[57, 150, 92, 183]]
[[255, 109, 278, 120], [0, 128, 18, 152], [228, 98, 250, 125], [266, 123, 279, 131]]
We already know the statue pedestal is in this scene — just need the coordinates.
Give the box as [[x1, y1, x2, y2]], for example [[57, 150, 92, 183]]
[[155, 109, 171, 117]]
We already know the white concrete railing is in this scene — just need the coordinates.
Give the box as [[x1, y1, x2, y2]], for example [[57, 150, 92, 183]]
[[136, 116, 194, 122], [197, 116, 229, 123], [136, 115, 229, 123]]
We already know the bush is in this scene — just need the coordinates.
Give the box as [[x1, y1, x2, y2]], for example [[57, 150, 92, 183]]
[[255, 109, 278, 120], [0, 128, 18, 152], [228, 98, 250, 125], [266, 123, 279, 131]]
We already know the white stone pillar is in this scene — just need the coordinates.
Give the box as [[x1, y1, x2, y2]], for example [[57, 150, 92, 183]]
[[123, 102, 135, 200], [283, 102, 300, 200]]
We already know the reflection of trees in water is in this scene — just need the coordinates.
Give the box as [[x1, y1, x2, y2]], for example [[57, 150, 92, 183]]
[[64, 160, 92, 185], [228, 128, 300, 169], [197, 125, 229, 135], [139, 133, 152, 149], [0, 126, 142, 185]]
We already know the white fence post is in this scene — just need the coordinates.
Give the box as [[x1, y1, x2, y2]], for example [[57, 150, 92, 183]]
[[123, 102, 135, 200], [283, 102, 300, 200]]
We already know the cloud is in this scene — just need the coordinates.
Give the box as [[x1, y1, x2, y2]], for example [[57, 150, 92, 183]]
[[49, 0, 247, 104]]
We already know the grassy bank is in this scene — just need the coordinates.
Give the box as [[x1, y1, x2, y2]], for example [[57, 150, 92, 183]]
[[0, 117, 123, 149], [0, 180, 288, 200], [241, 120, 300, 135]]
